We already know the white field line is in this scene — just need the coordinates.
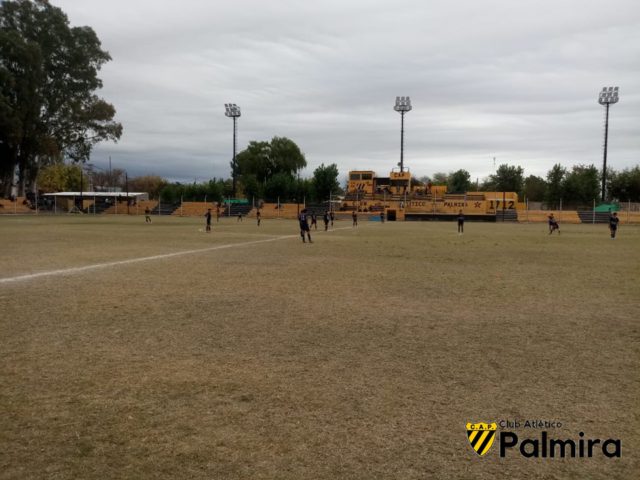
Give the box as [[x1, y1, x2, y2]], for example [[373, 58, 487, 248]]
[[0, 225, 359, 285]]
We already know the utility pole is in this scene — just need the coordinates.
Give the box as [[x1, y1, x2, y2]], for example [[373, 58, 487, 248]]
[[224, 103, 241, 198], [394, 96, 412, 173], [598, 87, 619, 201]]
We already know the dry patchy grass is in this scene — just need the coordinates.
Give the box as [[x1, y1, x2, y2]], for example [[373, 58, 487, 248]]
[[1, 215, 639, 479]]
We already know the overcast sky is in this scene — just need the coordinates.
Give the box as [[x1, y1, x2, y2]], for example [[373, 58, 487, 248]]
[[53, 0, 640, 184]]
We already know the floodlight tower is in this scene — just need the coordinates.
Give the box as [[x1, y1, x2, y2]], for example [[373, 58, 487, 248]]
[[224, 103, 241, 198], [394, 96, 412, 173], [598, 87, 619, 201]]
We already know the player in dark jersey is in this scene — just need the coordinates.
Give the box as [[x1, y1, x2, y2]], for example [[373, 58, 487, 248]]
[[457, 209, 464, 234], [310, 212, 318, 230], [299, 209, 312, 243], [609, 212, 619, 239], [548, 213, 560, 235], [380, 210, 385, 223], [256, 209, 261, 227], [145, 207, 152, 223], [352, 210, 358, 227], [205, 208, 212, 232], [323, 211, 330, 231]]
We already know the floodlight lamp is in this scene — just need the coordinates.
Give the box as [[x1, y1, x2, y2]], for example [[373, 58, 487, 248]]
[[394, 96, 412, 113], [598, 87, 620, 105], [224, 103, 241, 117]]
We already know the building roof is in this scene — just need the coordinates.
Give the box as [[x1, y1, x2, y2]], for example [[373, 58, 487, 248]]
[[42, 192, 147, 197]]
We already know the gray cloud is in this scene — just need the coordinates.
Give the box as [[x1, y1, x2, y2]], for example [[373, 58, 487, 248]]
[[55, 0, 640, 183]]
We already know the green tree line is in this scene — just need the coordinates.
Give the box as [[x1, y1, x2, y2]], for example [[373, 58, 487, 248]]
[[35, 135, 342, 204], [424, 164, 640, 206]]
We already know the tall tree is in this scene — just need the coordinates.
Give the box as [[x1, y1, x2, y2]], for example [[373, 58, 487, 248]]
[[448, 169, 471, 193], [431, 172, 448, 186], [523, 175, 547, 202], [87, 166, 126, 191], [240, 174, 261, 202], [489, 164, 524, 193], [562, 164, 599, 206], [0, 0, 122, 196], [478, 177, 495, 191], [128, 175, 167, 199], [608, 166, 640, 202], [544, 163, 566, 208], [311, 163, 340, 202], [269, 136, 306, 176], [236, 136, 306, 188], [235, 141, 271, 183], [264, 172, 294, 202], [36, 162, 82, 192]]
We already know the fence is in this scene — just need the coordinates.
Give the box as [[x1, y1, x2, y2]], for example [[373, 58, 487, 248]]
[[519, 198, 640, 224]]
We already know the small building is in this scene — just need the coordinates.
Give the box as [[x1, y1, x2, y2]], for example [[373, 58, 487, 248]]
[[42, 191, 148, 213]]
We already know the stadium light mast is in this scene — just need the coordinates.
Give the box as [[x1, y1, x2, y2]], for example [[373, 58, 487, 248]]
[[224, 103, 241, 198], [598, 87, 619, 201], [394, 96, 412, 173]]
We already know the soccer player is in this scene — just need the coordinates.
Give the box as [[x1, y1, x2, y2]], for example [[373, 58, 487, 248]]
[[330, 211, 335, 227], [256, 209, 261, 227], [548, 213, 560, 235], [237, 213, 243, 222], [457, 209, 464, 234], [352, 210, 358, 227], [299, 209, 312, 243], [609, 212, 619, 239], [145, 207, 152, 223], [205, 208, 212, 232], [310, 212, 318, 230], [380, 210, 385, 223], [323, 211, 330, 231]]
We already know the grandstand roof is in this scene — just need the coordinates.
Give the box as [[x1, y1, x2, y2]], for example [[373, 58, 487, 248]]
[[42, 192, 147, 197]]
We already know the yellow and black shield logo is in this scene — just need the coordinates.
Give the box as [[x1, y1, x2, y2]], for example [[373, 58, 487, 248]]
[[466, 422, 497, 456]]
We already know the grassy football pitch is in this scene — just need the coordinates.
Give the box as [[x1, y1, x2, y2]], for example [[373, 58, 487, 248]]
[[1, 215, 638, 479]]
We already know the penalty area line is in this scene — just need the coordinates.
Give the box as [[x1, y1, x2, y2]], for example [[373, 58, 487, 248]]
[[0, 225, 359, 285]]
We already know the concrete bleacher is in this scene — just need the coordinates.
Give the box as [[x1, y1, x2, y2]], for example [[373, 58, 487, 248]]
[[173, 202, 220, 217], [101, 200, 251, 217], [495, 210, 518, 222], [224, 204, 253, 217], [554, 211, 581, 224], [516, 210, 581, 224], [0, 197, 35, 214], [303, 203, 333, 216], [620, 212, 640, 224], [517, 209, 640, 225], [151, 202, 179, 216], [583, 211, 640, 225], [516, 211, 548, 223], [575, 210, 640, 225], [102, 200, 158, 215], [577, 211, 611, 224], [257, 203, 300, 219], [6, 194, 639, 226]]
